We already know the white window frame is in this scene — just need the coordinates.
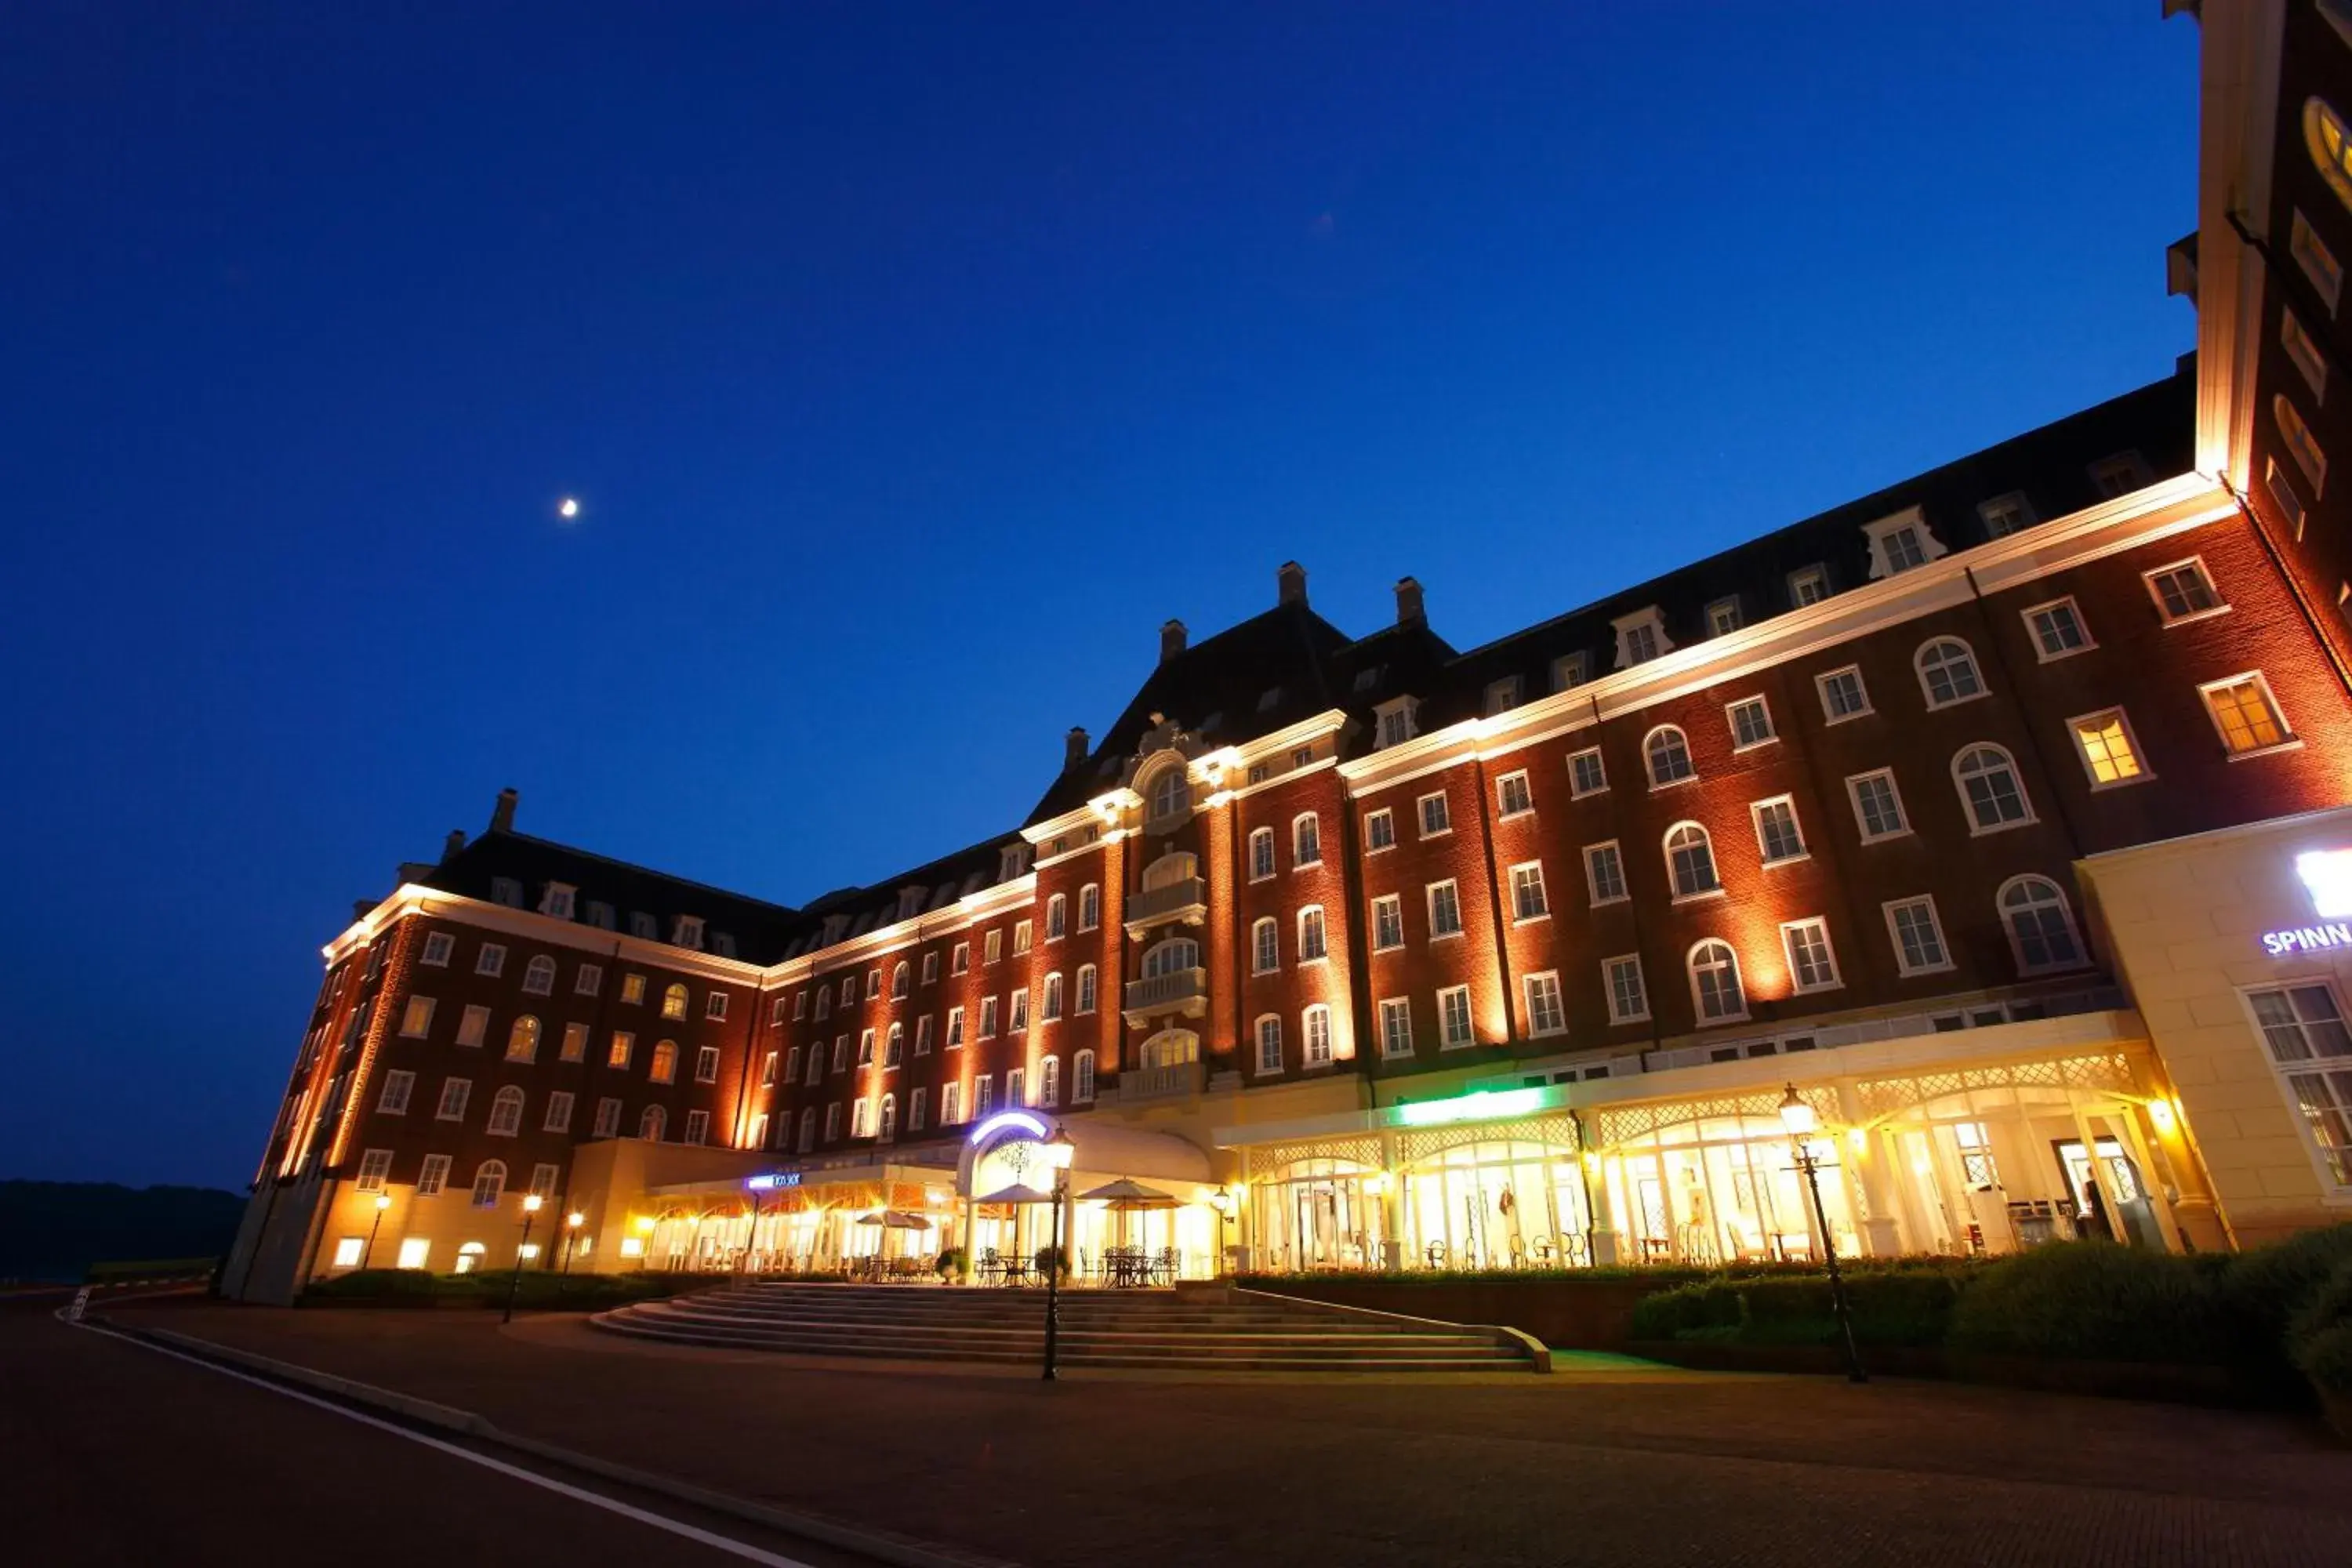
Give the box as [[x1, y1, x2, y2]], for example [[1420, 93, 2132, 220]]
[[1998, 874, 2089, 976], [1705, 596, 1744, 636], [1494, 770, 1534, 818], [1363, 808, 1396, 853], [1254, 1014, 1284, 1076], [1566, 746, 1608, 798], [2292, 208, 2345, 314], [377, 1069, 415, 1115], [1292, 812, 1323, 867], [1297, 906, 1328, 964], [1377, 996, 1414, 1059], [1846, 768, 1910, 843], [1437, 985, 1475, 1049], [420, 931, 454, 967], [1726, 695, 1776, 751], [2068, 706, 2154, 790], [1078, 884, 1101, 932], [1780, 916, 1842, 994], [1643, 725, 1696, 789], [1508, 860, 1550, 924], [1302, 1005, 1334, 1066], [1248, 826, 1276, 883], [1787, 564, 1829, 607], [2141, 556, 2230, 626], [2023, 597, 2095, 662], [1861, 506, 1947, 579], [1602, 954, 1649, 1025], [1751, 795, 1807, 866], [1914, 637, 1986, 710], [1076, 964, 1098, 1015], [1425, 879, 1465, 940], [1251, 916, 1279, 975], [1815, 665, 1872, 724], [2282, 307, 2329, 401], [2238, 981, 2352, 1193], [2275, 394, 2328, 495], [1977, 492, 2035, 538], [1523, 971, 1566, 1039], [1611, 606, 1672, 669], [1664, 821, 1722, 902], [1583, 840, 1628, 906], [1417, 790, 1451, 838], [1952, 744, 2036, 835], [2199, 670, 2300, 760], [1882, 895, 1955, 978], [475, 942, 506, 978], [1370, 894, 1405, 953], [1687, 939, 1748, 1025], [355, 1149, 394, 1192]]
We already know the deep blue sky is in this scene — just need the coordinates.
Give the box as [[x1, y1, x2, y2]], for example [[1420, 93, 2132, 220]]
[[0, 3, 2198, 1188]]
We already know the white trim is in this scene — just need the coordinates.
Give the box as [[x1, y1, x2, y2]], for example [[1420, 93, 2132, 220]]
[[1814, 664, 1873, 724], [1882, 895, 1956, 978], [2140, 554, 2232, 626], [2021, 596, 2096, 662], [2067, 705, 2156, 791]]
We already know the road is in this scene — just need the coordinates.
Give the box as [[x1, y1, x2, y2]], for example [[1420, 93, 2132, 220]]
[[0, 1301, 901, 1568]]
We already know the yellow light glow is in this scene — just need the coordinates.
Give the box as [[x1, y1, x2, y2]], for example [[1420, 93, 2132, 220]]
[[567, 1211, 586, 1228], [1846, 1127, 1868, 1154], [619, 1237, 644, 1258], [633, 1215, 656, 1234], [2148, 1098, 2179, 1135], [375, 1192, 392, 1210], [1365, 1171, 1392, 1196], [522, 1194, 543, 1213]]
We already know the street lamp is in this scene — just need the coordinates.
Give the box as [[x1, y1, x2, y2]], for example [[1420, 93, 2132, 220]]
[[562, 1211, 586, 1275], [1779, 1085, 1866, 1384], [1039, 1126, 1078, 1381], [361, 1192, 391, 1271], [503, 1194, 543, 1325]]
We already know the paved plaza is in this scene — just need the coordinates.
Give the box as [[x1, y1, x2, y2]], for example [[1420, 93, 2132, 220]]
[[107, 1301, 2352, 1568]]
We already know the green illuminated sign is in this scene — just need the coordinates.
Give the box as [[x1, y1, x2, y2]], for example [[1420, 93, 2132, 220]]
[[1391, 1086, 1550, 1127]]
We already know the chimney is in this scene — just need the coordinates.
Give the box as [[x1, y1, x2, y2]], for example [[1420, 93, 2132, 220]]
[[1160, 619, 1187, 663], [1277, 561, 1308, 607], [353, 898, 375, 922], [1064, 726, 1090, 771], [490, 787, 518, 834], [441, 829, 466, 862], [1394, 575, 1425, 626]]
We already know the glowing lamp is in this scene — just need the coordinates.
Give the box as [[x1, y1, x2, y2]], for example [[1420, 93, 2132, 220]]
[[2297, 850, 2352, 917], [521, 1194, 543, 1214], [1208, 1188, 1235, 1216], [1041, 1127, 1078, 1172], [2147, 1098, 2179, 1135], [567, 1211, 586, 1229], [1777, 1084, 1818, 1138], [1845, 1127, 1868, 1155], [633, 1214, 656, 1235], [375, 1193, 392, 1211]]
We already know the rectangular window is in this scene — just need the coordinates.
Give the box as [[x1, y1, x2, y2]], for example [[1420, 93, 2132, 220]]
[[694, 1045, 719, 1083], [1978, 492, 2034, 538], [1303, 1007, 1332, 1066], [1567, 747, 1607, 797], [1847, 770, 1907, 840], [979, 996, 999, 1039], [2201, 672, 2294, 756], [2292, 209, 2345, 314], [952, 942, 970, 975], [593, 1098, 621, 1138], [1552, 652, 1590, 691], [916, 1015, 935, 1055], [1426, 880, 1464, 939], [946, 1006, 965, 1048], [1788, 564, 1829, 607], [560, 1022, 588, 1063], [984, 930, 1002, 965], [1438, 985, 1474, 1048], [825, 1104, 841, 1142], [333, 1236, 365, 1268], [920, 953, 940, 985], [377, 1070, 415, 1115], [704, 992, 729, 1022], [608, 1031, 634, 1069], [1752, 797, 1806, 863], [475, 943, 506, 978], [1298, 908, 1328, 961], [1371, 895, 1404, 952], [543, 1091, 574, 1133], [1728, 696, 1774, 749], [2283, 308, 2329, 400], [416, 1154, 451, 1197], [1014, 920, 1033, 956], [1523, 972, 1566, 1037], [2145, 558, 2225, 623], [2246, 983, 2352, 1189], [400, 996, 435, 1038], [683, 1110, 709, 1146], [1782, 918, 1841, 993], [620, 974, 646, 1006], [456, 1006, 489, 1048], [1604, 955, 1648, 1024], [1496, 771, 1533, 818], [973, 1076, 996, 1120], [354, 1149, 394, 1192], [1509, 862, 1549, 921], [1010, 988, 1029, 1032], [1583, 841, 1628, 905], [1485, 676, 1523, 716], [857, 1029, 875, 1065], [1249, 828, 1276, 881], [1885, 897, 1951, 976], [435, 1077, 471, 1122], [1817, 666, 1871, 721], [1256, 1015, 1283, 1075], [1706, 597, 1743, 636], [2071, 708, 2149, 787], [1379, 998, 1414, 1058], [1364, 808, 1396, 851], [1417, 791, 1451, 837], [575, 964, 603, 996], [1622, 621, 1661, 665], [420, 932, 454, 967], [2275, 394, 2330, 494], [941, 1081, 963, 1126], [2025, 598, 2092, 660]]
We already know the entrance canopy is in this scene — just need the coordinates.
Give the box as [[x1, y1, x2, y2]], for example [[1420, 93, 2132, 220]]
[[956, 1110, 1214, 1201]]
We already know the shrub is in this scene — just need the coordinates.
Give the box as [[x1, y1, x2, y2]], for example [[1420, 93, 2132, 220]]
[[2215, 1225, 2352, 1396], [1628, 1265, 1970, 1348], [1033, 1245, 1069, 1279], [935, 1247, 967, 1279], [2288, 1258, 2352, 1399], [1947, 1243, 2225, 1365]]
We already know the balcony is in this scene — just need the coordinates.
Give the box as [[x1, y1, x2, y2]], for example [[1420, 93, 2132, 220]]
[[1123, 876, 1207, 935], [1123, 966, 1208, 1025], [1115, 1058, 1207, 1104]]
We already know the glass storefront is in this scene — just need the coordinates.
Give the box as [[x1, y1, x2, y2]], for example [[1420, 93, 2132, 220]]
[[1251, 1158, 1381, 1272], [1401, 1140, 1591, 1270], [1600, 1114, 1843, 1265]]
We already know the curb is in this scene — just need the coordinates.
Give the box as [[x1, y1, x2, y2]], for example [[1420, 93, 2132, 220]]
[[93, 1316, 1018, 1568]]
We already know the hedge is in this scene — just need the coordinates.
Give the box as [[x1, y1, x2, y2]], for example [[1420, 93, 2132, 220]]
[[1946, 1243, 2227, 1366], [1630, 1264, 1975, 1348]]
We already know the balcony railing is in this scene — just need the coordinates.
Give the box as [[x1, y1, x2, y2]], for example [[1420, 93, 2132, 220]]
[[1116, 1058, 1207, 1103], [1124, 966, 1208, 1018], [1124, 877, 1207, 931]]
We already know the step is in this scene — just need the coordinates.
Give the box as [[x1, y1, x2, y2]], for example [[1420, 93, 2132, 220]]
[[590, 1317, 1527, 1371]]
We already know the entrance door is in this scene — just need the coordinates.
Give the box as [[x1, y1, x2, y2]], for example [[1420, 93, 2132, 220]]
[[2054, 1138, 2158, 1248]]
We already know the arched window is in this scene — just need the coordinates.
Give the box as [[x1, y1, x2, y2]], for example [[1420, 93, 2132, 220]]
[[797, 1106, 817, 1152], [1073, 1050, 1096, 1102], [506, 1015, 542, 1062], [470, 1160, 506, 1207], [1645, 726, 1695, 787], [1038, 1056, 1062, 1108], [878, 1094, 898, 1142], [639, 1105, 666, 1142], [1249, 826, 1276, 880], [1046, 894, 1068, 940], [1078, 884, 1100, 931], [1688, 940, 1746, 1023], [1954, 744, 2031, 831], [1251, 917, 1279, 973], [815, 988, 831, 1021], [1076, 964, 1098, 1014], [891, 961, 909, 999], [1255, 1014, 1283, 1073], [661, 983, 688, 1021], [2308, 95, 2352, 214], [522, 955, 557, 996], [851, 1098, 871, 1138], [1145, 937, 1200, 978], [1042, 972, 1064, 1020], [1298, 906, 1327, 962], [2000, 876, 2086, 975], [884, 1022, 904, 1066], [804, 1045, 822, 1086], [1915, 637, 1984, 709], [1664, 822, 1719, 898], [1293, 813, 1322, 867], [1147, 763, 1190, 824], [840, 976, 858, 1007], [650, 1040, 677, 1083], [486, 1086, 524, 1136], [1140, 1029, 1200, 1069]]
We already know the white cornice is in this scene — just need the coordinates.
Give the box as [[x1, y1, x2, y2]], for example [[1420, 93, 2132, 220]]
[[2190, 0, 2285, 489], [322, 886, 768, 985]]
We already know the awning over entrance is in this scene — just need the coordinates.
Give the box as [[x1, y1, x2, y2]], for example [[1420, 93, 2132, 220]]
[[956, 1110, 1214, 1200]]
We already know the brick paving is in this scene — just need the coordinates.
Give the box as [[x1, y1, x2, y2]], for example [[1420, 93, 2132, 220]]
[[117, 1303, 2352, 1568]]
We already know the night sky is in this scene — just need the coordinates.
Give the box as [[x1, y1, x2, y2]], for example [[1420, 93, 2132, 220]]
[[0, 4, 2197, 1188]]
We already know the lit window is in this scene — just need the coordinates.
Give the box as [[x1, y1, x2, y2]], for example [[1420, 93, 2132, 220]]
[[983, 931, 1001, 966], [1644, 726, 1694, 787], [1255, 1015, 1283, 1075], [1664, 823, 1719, 898], [608, 1031, 633, 1069], [1379, 998, 1414, 1058], [1728, 696, 1774, 749], [1439, 985, 1474, 1047], [1013, 920, 1032, 956], [456, 1005, 489, 1049], [2201, 673, 2295, 755], [1915, 639, 1983, 708], [649, 1040, 677, 1083], [1427, 880, 1465, 937], [505, 1015, 540, 1062], [1954, 745, 2032, 832], [2307, 95, 2352, 216], [2245, 982, 2352, 1188], [1567, 747, 1607, 797], [1584, 841, 1628, 905], [619, 973, 645, 1006], [400, 996, 436, 1039], [1371, 895, 1404, 952], [1496, 772, 1534, 817], [1523, 972, 1566, 1037], [1752, 797, 1806, 863], [1364, 808, 1396, 851], [2071, 709, 2149, 787], [1885, 897, 1951, 976], [661, 983, 688, 1021], [1509, 862, 1549, 921], [1817, 666, 1871, 721], [2024, 598, 2092, 660], [332, 1236, 364, 1269], [1781, 919, 1840, 993], [1417, 791, 1451, 837], [2000, 876, 2085, 975], [1688, 941, 1746, 1023], [397, 1237, 430, 1270], [1604, 956, 1647, 1024]]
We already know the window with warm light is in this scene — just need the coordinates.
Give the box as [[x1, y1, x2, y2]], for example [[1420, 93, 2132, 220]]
[[660, 983, 688, 1021], [2201, 673, 2293, 755], [649, 1040, 677, 1084], [2071, 709, 2148, 786]]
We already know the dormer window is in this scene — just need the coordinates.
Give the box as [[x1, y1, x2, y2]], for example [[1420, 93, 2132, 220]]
[[630, 911, 658, 940], [1705, 597, 1743, 636], [1862, 507, 1947, 579], [1611, 607, 1671, 670], [1550, 652, 1589, 692], [2089, 451, 2152, 499], [711, 931, 737, 959], [898, 887, 924, 921], [1788, 565, 1829, 607], [999, 844, 1031, 882], [1256, 687, 1283, 713], [670, 914, 705, 950], [1374, 697, 1418, 750], [1978, 492, 2034, 539], [539, 882, 576, 920], [1351, 667, 1381, 693], [585, 901, 615, 931], [1483, 677, 1522, 717], [490, 877, 524, 909]]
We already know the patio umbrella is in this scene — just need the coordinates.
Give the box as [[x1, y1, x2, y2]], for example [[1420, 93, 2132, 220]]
[[1076, 1178, 1179, 1210], [976, 1182, 1058, 1204], [851, 1210, 934, 1229]]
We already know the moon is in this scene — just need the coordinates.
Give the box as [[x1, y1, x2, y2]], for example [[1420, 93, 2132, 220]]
[[557, 497, 580, 521]]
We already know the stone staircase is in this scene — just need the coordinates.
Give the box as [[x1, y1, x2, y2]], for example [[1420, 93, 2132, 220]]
[[589, 1282, 1547, 1373]]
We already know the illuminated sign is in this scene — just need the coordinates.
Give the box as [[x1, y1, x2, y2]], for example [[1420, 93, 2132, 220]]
[[2262, 923, 2352, 958], [745, 1172, 802, 1192], [2259, 850, 2352, 956], [1391, 1086, 1550, 1128], [966, 1109, 1051, 1146]]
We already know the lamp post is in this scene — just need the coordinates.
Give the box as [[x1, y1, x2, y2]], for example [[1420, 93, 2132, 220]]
[[561, 1211, 586, 1274], [1780, 1085, 1866, 1384], [361, 1192, 390, 1271], [503, 1194, 543, 1325], [1040, 1126, 1077, 1381]]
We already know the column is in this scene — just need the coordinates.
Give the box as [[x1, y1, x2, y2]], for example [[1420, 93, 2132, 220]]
[[1584, 1152, 1621, 1265], [1835, 1081, 1901, 1258]]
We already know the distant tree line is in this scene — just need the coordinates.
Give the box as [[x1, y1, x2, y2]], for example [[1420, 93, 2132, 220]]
[[0, 1181, 244, 1283]]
